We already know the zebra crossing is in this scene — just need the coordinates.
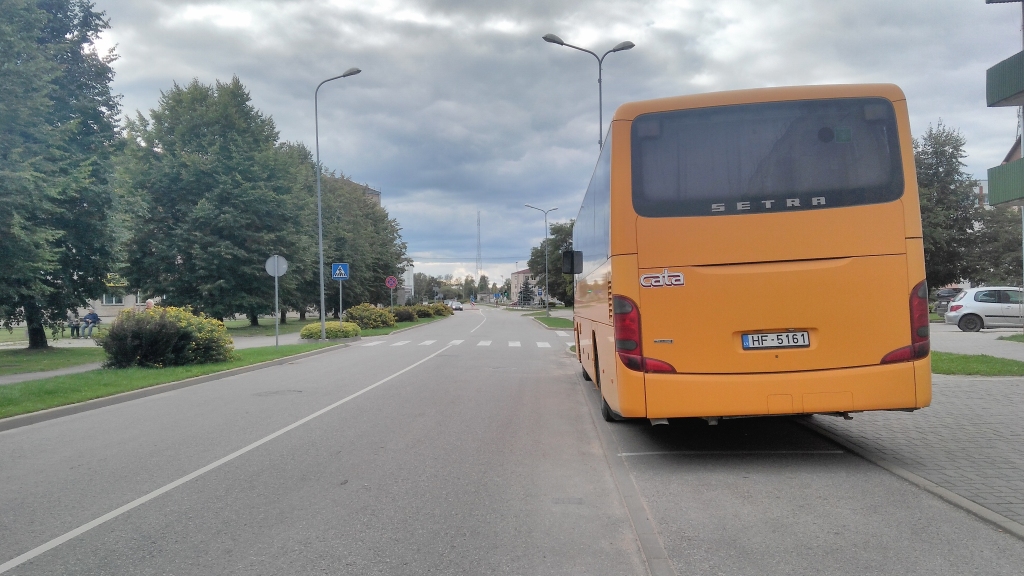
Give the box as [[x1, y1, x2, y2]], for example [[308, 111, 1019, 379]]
[[359, 338, 570, 348]]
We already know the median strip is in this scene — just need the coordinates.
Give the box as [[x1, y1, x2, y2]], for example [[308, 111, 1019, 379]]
[[0, 343, 341, 430]]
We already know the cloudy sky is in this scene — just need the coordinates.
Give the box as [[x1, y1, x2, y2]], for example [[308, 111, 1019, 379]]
[[95, 0, 1024, 284]]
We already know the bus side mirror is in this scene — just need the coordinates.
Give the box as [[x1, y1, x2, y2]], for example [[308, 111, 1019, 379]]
[[562, 250, 582, 274]]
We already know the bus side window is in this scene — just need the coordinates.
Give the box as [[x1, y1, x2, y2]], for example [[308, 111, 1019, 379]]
[[563, 251, 583, 274]]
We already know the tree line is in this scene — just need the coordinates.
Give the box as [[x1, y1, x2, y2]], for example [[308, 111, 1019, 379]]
[[1, 1, 408, 349], [917, 122, 1022, 289]]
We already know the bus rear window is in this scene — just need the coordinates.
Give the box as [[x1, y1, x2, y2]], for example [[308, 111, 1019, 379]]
[[631, 98, 904, 217]]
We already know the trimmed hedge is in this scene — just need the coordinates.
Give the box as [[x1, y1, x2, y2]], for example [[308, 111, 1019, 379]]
[[392, 306, 417, 323], [97, 307, 235, 368], [412, 305, 434, 318], [299, 321, 361, 339], [343, 303, 396, 329], [429, 303, 453, 317]]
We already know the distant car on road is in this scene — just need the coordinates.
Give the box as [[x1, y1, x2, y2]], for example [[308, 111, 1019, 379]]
[[450, 301, 463, 311], [944, 286, 1024, 331]]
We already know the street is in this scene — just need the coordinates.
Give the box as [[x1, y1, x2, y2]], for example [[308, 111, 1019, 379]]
[[2, 309, 1024, 575]]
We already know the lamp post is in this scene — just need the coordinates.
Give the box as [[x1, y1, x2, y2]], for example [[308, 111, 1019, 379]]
[[525, 204, 557, 316], [542, 34, 634, 149], [314, 67, 361, 340]]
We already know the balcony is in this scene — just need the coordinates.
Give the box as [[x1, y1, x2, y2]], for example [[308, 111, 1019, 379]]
[[988, 158, 1024, 205], [988, 51, 1024, 107]]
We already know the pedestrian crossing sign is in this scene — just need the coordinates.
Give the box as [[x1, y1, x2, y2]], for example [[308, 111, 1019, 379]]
[[332, 263, 349, 280]]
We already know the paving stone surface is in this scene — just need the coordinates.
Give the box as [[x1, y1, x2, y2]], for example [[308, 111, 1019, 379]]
[[810, 374, 1024, 526]]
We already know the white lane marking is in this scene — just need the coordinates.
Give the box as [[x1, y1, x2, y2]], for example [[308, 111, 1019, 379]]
[[391, 341, 410, 346], [617, 450, 844, 457], [509, 341, 521, 347], [556, 331, 571, 337], [565, 341, 574, 347], [449, 340, 464, 345], [477, 341, 491, 346], [536, 342, 551, 348], [470, 310, 487, 333], [0, 345, 455, 574], [419, 340, 436, 346], [361, 341, 383, 347]]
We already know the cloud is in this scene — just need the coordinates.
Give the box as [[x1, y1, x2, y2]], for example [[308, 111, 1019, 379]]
[[97, 0, 1022, 279]]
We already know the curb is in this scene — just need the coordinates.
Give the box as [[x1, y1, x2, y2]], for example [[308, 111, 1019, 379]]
[[0, 343, 348, 434], [797, 417, 1024, 542], [381, 316, 449, 336]]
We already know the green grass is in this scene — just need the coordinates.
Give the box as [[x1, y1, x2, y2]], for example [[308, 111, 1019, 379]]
[[569, 345, 576, 353], [931, 351, 1024, 376], [534, 316, 573, 329], [929, 313, 944, 323], [359, 315, 446, 337], [0, 326, 29, 344], [996, 333, 1024, 343], [0, 343, 337, 420], [0, 348, 106, 377], [224, 318, 319, 337]]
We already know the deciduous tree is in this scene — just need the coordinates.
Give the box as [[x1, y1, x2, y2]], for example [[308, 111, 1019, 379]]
[[915, 122, 978, 288], [0, 0, 120, 348]]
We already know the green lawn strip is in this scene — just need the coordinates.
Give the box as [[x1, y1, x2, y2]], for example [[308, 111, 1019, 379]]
[[358, 315, 446, 337], [224, 318, 319, 337], [996, 334, 1024, 343], [0, 343, 336, 420], [929, 313, 944, 323], [931, 351, 1024, 376], [534, 316, 573, 329], [0, 348, 106, 377], [0, 327, 29, 344]]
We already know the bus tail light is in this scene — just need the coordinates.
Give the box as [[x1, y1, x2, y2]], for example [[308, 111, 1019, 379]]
[[613, 295, 677, 374], [881, 280, 930, 364], [949, 304, 962, 312]]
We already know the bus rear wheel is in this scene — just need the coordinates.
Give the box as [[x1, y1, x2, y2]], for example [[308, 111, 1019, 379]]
[[958, 314, 983, 332], [600, 397, 617, 422]]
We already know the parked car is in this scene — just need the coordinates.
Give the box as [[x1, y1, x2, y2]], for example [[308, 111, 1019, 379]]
[[933, 287, 963, 315], [944, 286, 1024, 331]]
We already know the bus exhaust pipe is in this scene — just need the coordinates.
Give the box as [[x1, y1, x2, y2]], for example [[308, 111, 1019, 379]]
[[649, 418, 669, 426]]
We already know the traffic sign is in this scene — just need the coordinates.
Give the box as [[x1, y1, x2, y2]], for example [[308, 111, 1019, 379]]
[[385, 275, 399, 289], [265, 255, 288, 277], [332, 263, 350, 280]]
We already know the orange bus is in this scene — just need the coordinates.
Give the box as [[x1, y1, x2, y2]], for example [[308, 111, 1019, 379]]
[[567, 84, 931, 423]]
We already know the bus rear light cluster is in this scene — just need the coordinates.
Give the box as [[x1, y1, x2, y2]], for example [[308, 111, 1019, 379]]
[[613, 295, 677, 374], [881, 280, 930, 364]]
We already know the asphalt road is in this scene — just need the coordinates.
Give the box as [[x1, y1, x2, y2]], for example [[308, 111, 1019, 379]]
[[1, 308, 1023, 575]]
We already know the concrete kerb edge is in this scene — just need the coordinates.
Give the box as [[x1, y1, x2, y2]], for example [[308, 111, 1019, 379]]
[[798, 417, 1024, 542], [0, 343, 349, 434]]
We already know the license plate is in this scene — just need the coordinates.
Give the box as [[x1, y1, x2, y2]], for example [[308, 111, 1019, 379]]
[[742, 331, 810, 350]]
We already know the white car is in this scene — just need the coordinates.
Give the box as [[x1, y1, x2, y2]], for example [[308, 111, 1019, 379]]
[[944, 286, 1024, 332]]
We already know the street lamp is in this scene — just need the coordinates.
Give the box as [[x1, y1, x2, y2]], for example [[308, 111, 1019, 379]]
[[525, 204, 557, 316], [542, 33, 634, 148], [314, 67, 361, 340]]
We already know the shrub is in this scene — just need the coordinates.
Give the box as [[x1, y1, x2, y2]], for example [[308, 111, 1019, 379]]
[[299, 321, 361, 339], [413, 305, 434, 318], [97, 307, 234, 368], [429, 303, 453, 317], [392, 306, 417, 323], [343, 303, 396, 329]]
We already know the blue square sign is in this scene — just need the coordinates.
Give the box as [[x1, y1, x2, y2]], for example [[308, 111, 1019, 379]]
[[331, 263, 349, 280]]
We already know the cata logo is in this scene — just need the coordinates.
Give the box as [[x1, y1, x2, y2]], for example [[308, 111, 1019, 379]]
[[640, 269, 685, 288]]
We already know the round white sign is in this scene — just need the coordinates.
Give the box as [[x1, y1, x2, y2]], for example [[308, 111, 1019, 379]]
[[265, 255, 289, 277]]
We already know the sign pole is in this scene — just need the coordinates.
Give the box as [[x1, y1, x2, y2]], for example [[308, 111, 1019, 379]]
[[340, 280, 344, 323], [274, 258, 280, 348]]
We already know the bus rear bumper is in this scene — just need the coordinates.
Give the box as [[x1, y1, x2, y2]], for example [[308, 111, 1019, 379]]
[[645, 359, 930, 419]]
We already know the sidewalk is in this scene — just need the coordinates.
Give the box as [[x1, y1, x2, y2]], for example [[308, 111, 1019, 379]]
[[930, 322, 1024, 362], [809, 373, 1024, 532]]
